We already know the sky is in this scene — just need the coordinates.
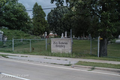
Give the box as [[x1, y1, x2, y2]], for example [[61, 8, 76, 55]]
[[18, 0, 56, 18]]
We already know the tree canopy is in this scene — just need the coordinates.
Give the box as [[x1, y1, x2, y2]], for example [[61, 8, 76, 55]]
[[47, 6, 70, 36], [0, 0, 32, 33], [32, 2, 47, 36], [50, 0, 120, 57]]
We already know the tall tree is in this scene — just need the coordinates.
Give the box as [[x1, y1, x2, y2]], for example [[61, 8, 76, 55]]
[[51, 0, 64, 7], [51, 0, 120, 57], [97, 0, 119, 57], [47, 6, 70, 36], [0, 0, 6, 27], [0, 0, 32, 33], [33, 2, 47, 36], [113, 1, 120, 38]]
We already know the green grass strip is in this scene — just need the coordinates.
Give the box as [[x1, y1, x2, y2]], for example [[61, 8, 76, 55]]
[[76, 61, 120, 69], [0, 54, 9, 58]]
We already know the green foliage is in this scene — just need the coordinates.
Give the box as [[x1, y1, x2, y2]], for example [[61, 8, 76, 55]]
[[51, 0, 64, 7], [33, 2, 47, 36], [0, 0, 6, 7], [47, 6, 70, 35], [0, 0, 32, 33], [0, 0, 6, 26], [50, 0, 96, 37], [96, 0, 120, 57], [0, 54, 9, 58], [70, 0, 91, 37], [51, 0, 120, 38], [51, 0, 120, 57], [93, 0, 120, 38], [1, 29, 37, 40]]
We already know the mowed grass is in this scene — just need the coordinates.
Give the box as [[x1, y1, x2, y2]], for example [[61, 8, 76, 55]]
[[108, 43, 120, 57], [76, 61, 120, 69], [73, 40, 91, 54], [73, 40, 98, 55], [14, 40, 46, 53], [0, 39, 120, 61]]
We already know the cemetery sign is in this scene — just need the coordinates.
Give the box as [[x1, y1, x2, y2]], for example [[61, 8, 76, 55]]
[[51, 38, 72, 53]]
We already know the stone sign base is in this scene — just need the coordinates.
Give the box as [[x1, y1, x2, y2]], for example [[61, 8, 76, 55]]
[[51, 38, 72, 53]]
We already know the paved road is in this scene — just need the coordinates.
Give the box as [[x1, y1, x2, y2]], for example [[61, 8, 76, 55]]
[[0, 58, 120, 80]]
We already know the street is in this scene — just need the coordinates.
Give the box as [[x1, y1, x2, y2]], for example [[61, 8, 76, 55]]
[[0, 58, 120, 80]]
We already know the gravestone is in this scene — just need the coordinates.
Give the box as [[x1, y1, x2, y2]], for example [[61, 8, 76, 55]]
[[0, 30, 3, 41], [45, 32, 47, 38], [118, 35, 120, 39], [51, 38, 72, 53], [3, 36, 7, 45], [61, 33, 64, 38], [77, 36, 80, 40], [4, 36, 7, 42], [73, 35, 75, 38], [65, 31, 67, 38]]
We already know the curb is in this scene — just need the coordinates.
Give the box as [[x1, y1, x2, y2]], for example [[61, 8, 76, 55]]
[[72, 65, 120, 73]]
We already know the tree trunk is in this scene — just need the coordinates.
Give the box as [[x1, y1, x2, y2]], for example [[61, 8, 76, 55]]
[[99, 38, 107, 57]]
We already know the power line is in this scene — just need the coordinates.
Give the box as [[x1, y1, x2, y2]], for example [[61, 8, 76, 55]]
[[26, 7, 56, 11], [41, 5, 56, 7]]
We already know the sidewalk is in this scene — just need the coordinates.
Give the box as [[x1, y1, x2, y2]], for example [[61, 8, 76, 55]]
[[0, 52, 120, 73], [0, 52, 120, 65]]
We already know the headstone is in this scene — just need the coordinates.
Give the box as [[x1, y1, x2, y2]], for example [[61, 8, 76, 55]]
[[65, 31, 67, 38], [4, 36, 7, 42], [73, 35, 75, 38], [0, 30, 3, 41], [3, 36, 7, 45], [118, 35, 120, 39], [84, 36, 86, 40], [77, 36, 80, 40], [51, 38, 72, 53], [45, 32, 47, 38], [61, 33, 64, 38]]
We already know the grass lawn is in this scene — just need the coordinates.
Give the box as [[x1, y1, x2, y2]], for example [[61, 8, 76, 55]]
[[76, 61, 120, 69], [1, 29, 38, 40], [0, 39, 120, 61], [108, 43, 120, 57]]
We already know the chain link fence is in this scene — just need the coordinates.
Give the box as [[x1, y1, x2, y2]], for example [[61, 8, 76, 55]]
[[0, 38, 120, 58], [0, 40, 12, 52], [12, 39, 46, 53]]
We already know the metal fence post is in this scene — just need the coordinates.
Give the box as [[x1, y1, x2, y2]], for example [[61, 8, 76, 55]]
[[30, 39, 31, 52], [70, 29, 73, 54], [46, 38, 47, 50], [98, 36, 100, 57], [89, 34, 92, 54], [12, 38, 14, 52]]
